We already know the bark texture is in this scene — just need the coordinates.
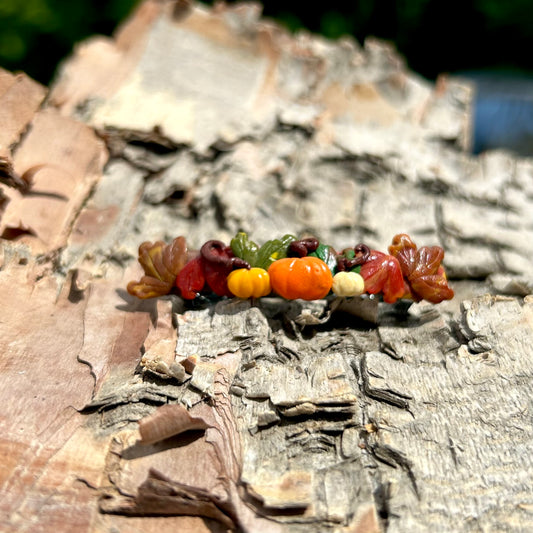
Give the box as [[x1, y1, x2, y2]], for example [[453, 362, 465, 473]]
[[1, 2, 532, 532]]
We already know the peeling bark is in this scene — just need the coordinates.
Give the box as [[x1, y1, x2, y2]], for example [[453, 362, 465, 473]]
[[1, 2, 533, 532]]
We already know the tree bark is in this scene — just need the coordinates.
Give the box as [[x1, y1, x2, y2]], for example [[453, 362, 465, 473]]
[[1, 2, 532, 532]]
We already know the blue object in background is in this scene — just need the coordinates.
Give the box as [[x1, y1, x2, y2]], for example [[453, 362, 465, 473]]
[[461, 72, 533, 156]]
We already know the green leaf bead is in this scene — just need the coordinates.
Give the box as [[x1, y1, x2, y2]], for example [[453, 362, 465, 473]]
[[309, 244, 337, 274], [342, 248, 355, 260], [255, 234, 296, 269], [230, 232, 258, 266]]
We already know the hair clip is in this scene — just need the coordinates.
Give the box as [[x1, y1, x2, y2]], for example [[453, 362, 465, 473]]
[[127, 232, 454, 305]]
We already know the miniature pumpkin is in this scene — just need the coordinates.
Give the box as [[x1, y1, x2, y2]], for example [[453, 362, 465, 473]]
[[227, 268, 271, 299], [331, 271, 365, 297], [268, 256, 333, 300]]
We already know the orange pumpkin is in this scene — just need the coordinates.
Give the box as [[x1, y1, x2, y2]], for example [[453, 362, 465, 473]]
[[268, 256, 333, 300]]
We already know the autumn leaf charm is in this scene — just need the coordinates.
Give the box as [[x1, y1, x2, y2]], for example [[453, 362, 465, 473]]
[[388, 233, 454, 303], [127, 236, 188, 299], [359, 251, 405, 304]]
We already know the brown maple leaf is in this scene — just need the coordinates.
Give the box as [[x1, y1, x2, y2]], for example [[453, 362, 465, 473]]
[[127, 236, 188, 299], [389, 233, 454, 304]]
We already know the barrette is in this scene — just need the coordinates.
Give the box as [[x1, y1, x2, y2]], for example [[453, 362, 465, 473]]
[[127, 232, 454, 305]]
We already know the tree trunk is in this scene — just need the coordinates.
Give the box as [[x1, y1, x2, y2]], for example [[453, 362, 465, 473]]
[[1, 2, 532, 532]]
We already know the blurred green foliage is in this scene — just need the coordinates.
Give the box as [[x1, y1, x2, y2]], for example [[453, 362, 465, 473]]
[[0, 0, 139, 83], [259, 0, 533, 78], [1, 0, 532, 84]]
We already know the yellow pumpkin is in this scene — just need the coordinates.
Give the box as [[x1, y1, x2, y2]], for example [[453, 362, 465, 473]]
[[227, 268, 271, 299]]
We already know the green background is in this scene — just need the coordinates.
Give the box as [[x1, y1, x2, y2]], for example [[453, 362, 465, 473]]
[[1, 0, 532, 84]]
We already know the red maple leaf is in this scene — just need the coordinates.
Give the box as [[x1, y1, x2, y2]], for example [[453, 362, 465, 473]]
[[176, 256, 206, 299], [360, 250, 405, 304]]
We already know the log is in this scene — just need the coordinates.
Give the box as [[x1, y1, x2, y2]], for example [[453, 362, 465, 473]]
[[1, 2, 532, 532]]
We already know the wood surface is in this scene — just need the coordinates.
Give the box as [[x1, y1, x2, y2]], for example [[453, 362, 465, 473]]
[[1, 1, 532, 532]]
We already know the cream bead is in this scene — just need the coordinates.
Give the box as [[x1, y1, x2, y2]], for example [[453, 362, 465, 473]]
[[332, 271, 365, 297]]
